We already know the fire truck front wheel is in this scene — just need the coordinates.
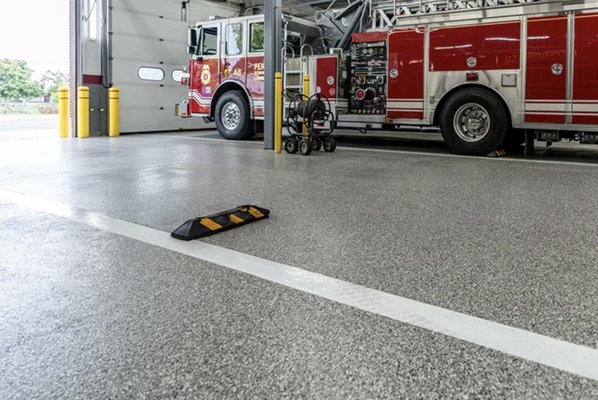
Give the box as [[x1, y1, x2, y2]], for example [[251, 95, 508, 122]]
[[215, 91, 252, 140], [440, 88, 508, 156]]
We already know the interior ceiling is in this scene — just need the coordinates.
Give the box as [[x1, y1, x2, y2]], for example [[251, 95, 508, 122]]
[[204, 0, 340, 18]]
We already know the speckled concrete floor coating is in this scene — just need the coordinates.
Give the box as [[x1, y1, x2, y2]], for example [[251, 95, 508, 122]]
[[1, 202, 598, 399], [1, 132, 598, 398]]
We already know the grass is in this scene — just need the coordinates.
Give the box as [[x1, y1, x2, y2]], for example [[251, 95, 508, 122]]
[[0, 103, 58, 116], [0, 114, 58, 120]]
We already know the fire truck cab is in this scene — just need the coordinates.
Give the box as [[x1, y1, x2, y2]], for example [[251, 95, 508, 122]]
[[177, 14, 323, 140]]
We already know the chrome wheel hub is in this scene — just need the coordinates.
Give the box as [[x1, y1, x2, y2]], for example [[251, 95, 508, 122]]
[[222, 102, 241, 130], [453, 103, 491, 143]]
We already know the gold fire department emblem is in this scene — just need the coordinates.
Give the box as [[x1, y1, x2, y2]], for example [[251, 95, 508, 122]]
[[201, 65, 211, 85]]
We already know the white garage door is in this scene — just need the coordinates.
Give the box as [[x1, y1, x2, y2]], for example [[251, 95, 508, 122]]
[[111, 0, 234, 132]]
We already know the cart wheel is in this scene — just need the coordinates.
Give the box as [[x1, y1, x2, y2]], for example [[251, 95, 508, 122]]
[[285, 138, 298, 154], [311, 137, 322, 151], [299, 139, 313, 156], [323, 137, 336, 153]]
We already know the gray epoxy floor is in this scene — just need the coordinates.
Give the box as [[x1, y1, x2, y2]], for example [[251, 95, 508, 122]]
[[1, 130, 598, 398]]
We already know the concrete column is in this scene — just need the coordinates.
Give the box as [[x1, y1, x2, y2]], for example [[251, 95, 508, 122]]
[[264, 0, 282, 150]]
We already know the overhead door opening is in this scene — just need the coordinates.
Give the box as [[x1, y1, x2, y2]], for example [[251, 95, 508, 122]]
[[76, 0, 238, 135]]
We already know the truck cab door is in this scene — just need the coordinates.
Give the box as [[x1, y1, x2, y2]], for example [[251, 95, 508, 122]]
[[221, 21, 247, 87], [246, 20, 265, 117], [190, 24, 220, 115]]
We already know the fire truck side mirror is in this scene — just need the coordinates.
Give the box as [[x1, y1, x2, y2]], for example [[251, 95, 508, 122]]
[[188, 27, 199, 48]]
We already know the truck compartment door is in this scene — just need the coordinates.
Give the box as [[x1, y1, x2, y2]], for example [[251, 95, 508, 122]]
[[387, 29, 424, 121], [573, 13, 598, 125], [313, 56, 339, 102], [525, 16, 567, 124]]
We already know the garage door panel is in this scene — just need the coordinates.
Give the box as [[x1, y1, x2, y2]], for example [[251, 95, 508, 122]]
[[112, 9, 188, 43], [117, 84, 185, 109], [114, 0, 231, 21], [112, 34, 184, 64], [111, 59, 184, 86]]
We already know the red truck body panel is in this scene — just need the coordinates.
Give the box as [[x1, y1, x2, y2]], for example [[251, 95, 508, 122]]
[[387, 29, 425, 120]]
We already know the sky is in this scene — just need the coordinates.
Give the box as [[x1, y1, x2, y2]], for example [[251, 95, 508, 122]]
[[0, 0, 70, 79]]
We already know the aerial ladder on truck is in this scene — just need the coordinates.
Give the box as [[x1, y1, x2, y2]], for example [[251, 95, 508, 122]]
[[369, 0, 547, 28], [286, 0, 549, 88]]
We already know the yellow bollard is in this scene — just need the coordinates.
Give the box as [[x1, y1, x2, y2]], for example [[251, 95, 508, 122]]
[[77, 87, 90, 139], [274, 72, 282, 153], [303, 74, 310, 97], [108, 87, 120, 137], [58, 87, 69, 138], [302, 74, 310, 134]]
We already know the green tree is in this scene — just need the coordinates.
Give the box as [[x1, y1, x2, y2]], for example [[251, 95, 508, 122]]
[[41, 70, 69, 103], [0, 59, 43, 103]]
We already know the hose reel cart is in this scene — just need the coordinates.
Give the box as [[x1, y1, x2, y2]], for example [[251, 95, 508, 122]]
[[284, 93, 336, 156]]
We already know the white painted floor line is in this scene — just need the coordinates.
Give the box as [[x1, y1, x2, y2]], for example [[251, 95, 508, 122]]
[[340, 145, 598, 168], [151, 134, 263, 145], [150, 133, 598, 168], [3, 188, 597, 381]]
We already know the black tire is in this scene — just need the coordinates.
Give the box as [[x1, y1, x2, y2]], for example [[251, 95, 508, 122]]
[[284, 138, 298, 154], [311, 137, 322, 151], [323, 137, 336, 153], [299, 139, 313, 156], [439, 88, 508, 155], [214, 91, 253, 140]]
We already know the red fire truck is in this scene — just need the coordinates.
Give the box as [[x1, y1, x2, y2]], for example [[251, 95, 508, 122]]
[[177, 0, 598, 156]]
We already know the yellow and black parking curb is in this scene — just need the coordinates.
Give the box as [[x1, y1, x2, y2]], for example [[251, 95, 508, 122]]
[[171, 205, 270, 241], [487, 149, 507, 158]]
